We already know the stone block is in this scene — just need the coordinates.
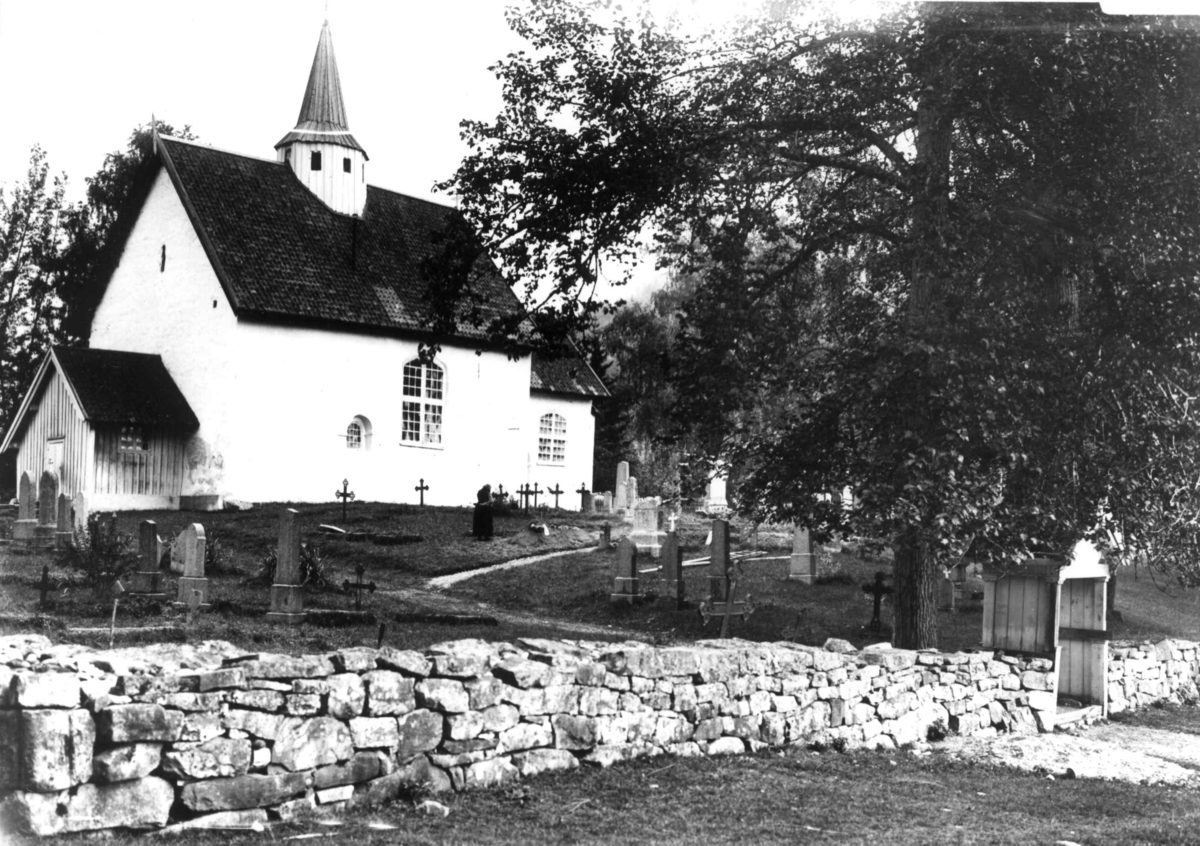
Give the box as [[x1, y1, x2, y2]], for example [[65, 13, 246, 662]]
[[286, 694, 323, 715], [350, 716, 400, 748], [499, 720, 554, 753], [314, 750, 385, 789], [59, 776, 174, 832], [332, 647, 378, 673], [157, 692, 225, 712], [364, 670, 416, 715], [552, 714, 597, 750], [224, 708, 285, 739], [376, 647, 431, 677], [181, 711, 223, 743], [0, 789, 67, 836], [396, 709, 444, 761], [463, 757, 519, 789], [91, 742, 162, 783], [20, 708, 94, 791], [272, 716, 353, 771], [428, 639, 498, 678], [181, 771, 309, 811], [0, 710, 19, 790], [228, 689, 285, 712], [493, 657, 552, 689], [706, 737, 746, 755], [163, 736, 252, 779], [416, 678, 470, 712], [95, 703, 182, 743], [13, 671, 81, 708], [327, 673, 366, 719], [317, 784, 355, 804]]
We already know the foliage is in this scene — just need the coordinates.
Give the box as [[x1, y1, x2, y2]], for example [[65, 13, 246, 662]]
[[0, 146, 69, 434], [440, 0, 1200, 647], [58, 513, 139, 591], [252, 542, 331, 591]]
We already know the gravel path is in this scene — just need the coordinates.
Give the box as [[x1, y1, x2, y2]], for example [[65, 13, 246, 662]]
[[426, 546, 598, 589]]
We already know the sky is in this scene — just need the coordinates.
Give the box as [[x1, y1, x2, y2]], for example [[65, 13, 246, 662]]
[[1, 0, 1198, 301]]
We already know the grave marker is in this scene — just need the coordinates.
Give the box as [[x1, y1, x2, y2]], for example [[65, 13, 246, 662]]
[[530, 482, 542, 509], [38, 565, 50, 609], [576, 483, 589, 511], [37, 470, 58, 527], [517, 483, 532, 513], [176, 523, 210, 609], [788, 526, 817, 584], [599, 522, 611, 551], [611, 537, 640, 604], [659, 531, 685, 610], [414, 478, 429, 507], [473, 484, 494, 540], [629, 498, 666, 558], [127, 520, 166, 599], [267, 508, 306, 624], [342, 563, 377, 611], [547, 483, 564, 510], [17, 472, 33, 520], [55, 493, 73, 548], [698, 518, 754, 637], [615, 461, 630, 511], [334, 478, 355, 521], [706, 468, 728, 513], [72, 491, 88, 532], [625, 477, 638, 522], [603, 492, 613, 513], [862, 571, 893, 631]]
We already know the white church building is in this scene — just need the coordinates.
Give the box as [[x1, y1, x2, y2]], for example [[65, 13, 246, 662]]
[[1, 21, 606, 511]]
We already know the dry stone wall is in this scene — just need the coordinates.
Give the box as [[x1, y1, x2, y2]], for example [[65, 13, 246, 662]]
[[0, 632, 1139, 836], [1107, 639, 1200, 713]]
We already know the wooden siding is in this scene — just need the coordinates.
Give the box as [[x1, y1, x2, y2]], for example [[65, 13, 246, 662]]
[[15, 369, 89, 498], [980, 575, 1056, 653], [92, 426, 186, 498], [1057, 578, 1108, 708]]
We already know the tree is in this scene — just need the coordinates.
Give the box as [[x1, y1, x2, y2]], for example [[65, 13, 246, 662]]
[[441, 1, 1200, 647], [0, 146, 68, 435]]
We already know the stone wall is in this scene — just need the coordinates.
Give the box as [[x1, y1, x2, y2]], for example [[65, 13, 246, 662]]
[[0, 633, 1079, 836], [1107, 639, 1200, 713]]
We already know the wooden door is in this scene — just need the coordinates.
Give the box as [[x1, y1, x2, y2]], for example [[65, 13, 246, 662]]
[[1056, 578, 1108, 712]]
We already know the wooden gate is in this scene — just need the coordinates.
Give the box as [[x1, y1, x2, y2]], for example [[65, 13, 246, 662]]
[[1056, 576, 1108, 712]]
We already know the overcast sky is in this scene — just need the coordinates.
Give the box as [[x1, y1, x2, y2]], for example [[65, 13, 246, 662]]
[[0, 0, 1196, 299]]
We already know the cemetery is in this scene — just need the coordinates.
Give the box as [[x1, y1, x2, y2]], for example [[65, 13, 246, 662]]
[[2, 462, 1200, 839]]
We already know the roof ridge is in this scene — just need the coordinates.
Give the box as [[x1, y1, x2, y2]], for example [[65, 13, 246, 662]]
[[160, 135, 284, 167]]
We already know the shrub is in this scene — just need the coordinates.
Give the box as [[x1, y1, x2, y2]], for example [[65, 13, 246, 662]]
[[926, 717, 949, 742], [58, 514, 138, 592], [252, 542, 331, 591]]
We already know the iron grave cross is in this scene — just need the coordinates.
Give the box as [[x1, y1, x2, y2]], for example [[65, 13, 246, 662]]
[[576, 482, 589, 510], [334, 478, 355, 521], [415, 478, 429, 507], [342, 563, 377, 611], [547, 483, 564, 509]]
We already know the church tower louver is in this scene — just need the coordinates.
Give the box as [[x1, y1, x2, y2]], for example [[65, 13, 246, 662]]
[[275, 20, 368, 216]]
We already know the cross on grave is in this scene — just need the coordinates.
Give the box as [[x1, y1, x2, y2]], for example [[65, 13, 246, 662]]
[[698, 519, 755, 637], [517, 483, 532, 513], [576, 482, 589, 510], [39, 565, 50, 609], [530, 482, 542, 509], [335, 478, 356, 521], [414, 478, 429, 507], [862, 571, 894, 631], [342, 563, 377, 611], [699, 577, 754, 638], [547, 483, 564, 510], [496, 484, 506, 500]]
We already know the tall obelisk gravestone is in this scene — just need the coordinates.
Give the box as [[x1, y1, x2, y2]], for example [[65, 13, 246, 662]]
[[267, 508, 306, 624], [787, 525, 817, 584]]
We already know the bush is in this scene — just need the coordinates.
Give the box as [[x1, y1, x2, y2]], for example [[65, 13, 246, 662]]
[[252, 542, 331, 591], [926, 717, 949, 742], [58, 514, 138, 591]]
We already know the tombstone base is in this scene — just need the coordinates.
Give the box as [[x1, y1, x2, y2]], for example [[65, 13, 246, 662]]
[[629, 530, 666, 559], [268, 584, 306, 620], [177, 576, 211, 609], [787, 551, 817, 584], [12, 520, 38, 541], [788, 573, 817, 585], [658, 579, 685, 608], [127, 570, 166, 598], [611, 577, 641, 604], [55, 530, 74, 549]]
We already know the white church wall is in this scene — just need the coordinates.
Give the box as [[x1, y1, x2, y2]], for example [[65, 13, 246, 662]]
[[220, 320, 535, 505], [528, 393, 596, 511], [89, 168, 240, 501]]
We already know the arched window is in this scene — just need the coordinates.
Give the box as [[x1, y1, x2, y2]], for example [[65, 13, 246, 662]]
[[346, 416, 372, 450], [538, 413, 566, 464], [401, 361, 443, 445]]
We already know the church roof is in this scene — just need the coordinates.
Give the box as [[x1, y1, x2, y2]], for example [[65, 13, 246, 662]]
[[93, 136, 607, 399], [275, 21, 366, 155], [52, 348, 199, 427]]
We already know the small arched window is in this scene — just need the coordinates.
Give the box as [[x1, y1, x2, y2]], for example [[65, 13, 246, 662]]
[[346, 416, 372, 450], [538, 413, 566, 464], [401, 361, 444, 445]]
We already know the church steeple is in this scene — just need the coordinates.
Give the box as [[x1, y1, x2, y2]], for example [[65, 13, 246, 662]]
[[275, 21, 369, 216]]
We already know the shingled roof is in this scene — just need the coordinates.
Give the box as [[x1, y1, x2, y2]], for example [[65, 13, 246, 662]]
[[530, 349, 608, 398], [52, 348, 198, 427]]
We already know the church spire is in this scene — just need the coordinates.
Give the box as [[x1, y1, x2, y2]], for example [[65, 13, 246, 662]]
[[275, 20, 369, 216]]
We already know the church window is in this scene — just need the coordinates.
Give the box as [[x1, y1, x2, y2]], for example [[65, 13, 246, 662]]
[[538, 413, 567, 464], [311, 151, 322, 171], [401, 360, 444, 445], [343, 157, 351, 173], [346, 416, 372, 450], [119, 425, 147, 452]]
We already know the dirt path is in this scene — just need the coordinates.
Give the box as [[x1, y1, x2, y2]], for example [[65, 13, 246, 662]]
[[939, 722, 1200, 785]]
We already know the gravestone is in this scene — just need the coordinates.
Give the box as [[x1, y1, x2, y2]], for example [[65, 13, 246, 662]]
[[175, 524, 210, 609], [37, 471, 58, 527], [788, 526, 817, 584], [55, 493, 74, 548], [603, 492, 613, 513], [10, 476, 34, 547], [473, 484, 494, 540], [598, 522, 611, 551], [706, 468, 728, 513], [583, 491, 595, 514], [658, 531, 685, 610], [72, 491, 88, 532], [699, 518, 753, 636], [611, 537, 640, 604], [267, 508, 306, 624], [128, 520, 166, 599], [614, 462, 630, 511], [169, 533, 187, 574], [625, 477, 638, 522], [629, 498, 666, 558], [938, 571, 956, 611]]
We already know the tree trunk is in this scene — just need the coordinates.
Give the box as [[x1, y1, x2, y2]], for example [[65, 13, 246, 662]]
[[893, 530, 939, 649]]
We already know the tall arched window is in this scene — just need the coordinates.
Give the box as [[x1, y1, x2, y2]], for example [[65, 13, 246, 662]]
[[402, 360, 443, 445], [538, 413, 566, 464]]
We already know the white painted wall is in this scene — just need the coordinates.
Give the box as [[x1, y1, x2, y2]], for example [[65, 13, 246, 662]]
[[528, 393, 596, 511], [89, 168, 240, 500], [88, 166, 599, 508]]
